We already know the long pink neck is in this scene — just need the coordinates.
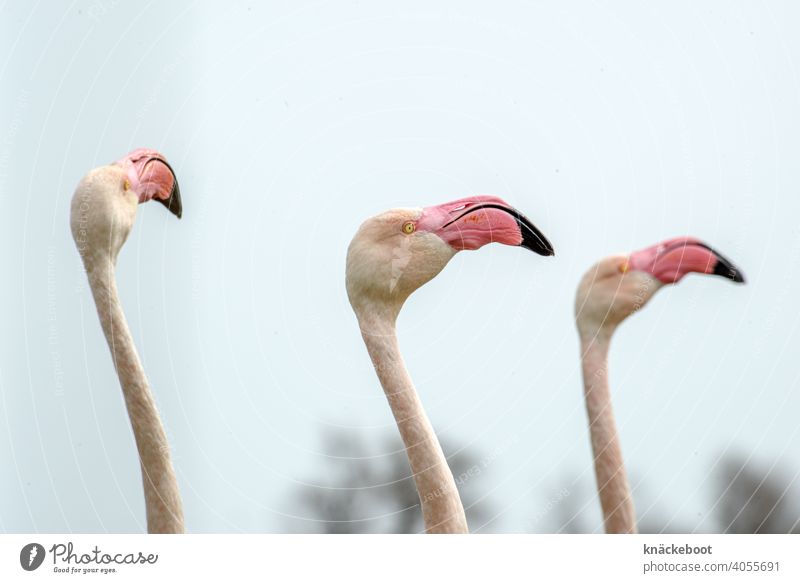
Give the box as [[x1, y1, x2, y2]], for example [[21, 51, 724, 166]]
[[579, 334, 637, 534], [358, 310, 468, 533], [86, 256, 184, 533]]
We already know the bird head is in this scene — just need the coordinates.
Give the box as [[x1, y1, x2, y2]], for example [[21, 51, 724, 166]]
[[346, 195, 554, 320], [70, 148, 181, 268], [575, 236, 745, 339], [114, 148, 182, 218]]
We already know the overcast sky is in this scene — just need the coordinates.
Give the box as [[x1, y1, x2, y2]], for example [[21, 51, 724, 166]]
[[1, 0, 799, 533]]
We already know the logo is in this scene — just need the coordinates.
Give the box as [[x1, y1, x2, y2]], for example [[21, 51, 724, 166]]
[[20, 543, 46, 571]]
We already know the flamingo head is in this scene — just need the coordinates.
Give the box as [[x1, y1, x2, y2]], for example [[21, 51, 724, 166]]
[[575, 236, 745, 339], [70, 148, 182, 267], [113, 148, 182, 218], [346, 195, 553, 319]]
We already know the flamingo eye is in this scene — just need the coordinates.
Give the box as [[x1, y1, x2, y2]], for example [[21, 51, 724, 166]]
[[402, 221, 416, 235], [123, 179, 131, 191]]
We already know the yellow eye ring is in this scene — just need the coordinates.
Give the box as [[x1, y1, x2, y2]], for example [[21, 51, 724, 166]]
[[619, 261, 629, 273], [123, 179, 131, 191], [402, 221, 416, 234]]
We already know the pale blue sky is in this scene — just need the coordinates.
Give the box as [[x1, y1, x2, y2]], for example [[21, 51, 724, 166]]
[[1, 0, 799, 533]]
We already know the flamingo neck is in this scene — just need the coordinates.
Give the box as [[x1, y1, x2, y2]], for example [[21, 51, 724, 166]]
[[357, 309, 468, 533], [84, 254, 184, 533], [579, 333, 637, 534]]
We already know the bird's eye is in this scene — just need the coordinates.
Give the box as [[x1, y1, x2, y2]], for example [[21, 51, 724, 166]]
[[123, 179, 131, 191], [619, 261, 629, 273], [402, 221, 416, 234]]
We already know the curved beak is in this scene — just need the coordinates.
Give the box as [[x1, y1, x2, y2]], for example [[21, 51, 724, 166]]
[[150, 157, 182, 219], [418, 195, 554, 256], [117, 148, 183, 218], [629, 236, 746, 284]]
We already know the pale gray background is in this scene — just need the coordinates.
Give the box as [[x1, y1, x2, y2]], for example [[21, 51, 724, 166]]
[[1, 0, 799, 533]]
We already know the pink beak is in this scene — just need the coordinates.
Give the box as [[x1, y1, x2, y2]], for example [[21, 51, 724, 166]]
[[114, 148, 182, 218], [628, 236, 745, 284], [416, 195, 554, 256]]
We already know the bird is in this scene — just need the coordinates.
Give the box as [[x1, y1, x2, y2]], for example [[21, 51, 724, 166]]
[[346, 195, 554, 533], [70, 148, 184, 533], [574, 236, 745, 533]]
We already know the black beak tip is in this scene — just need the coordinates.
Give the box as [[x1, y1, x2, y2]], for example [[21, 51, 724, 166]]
[[509, 209, 554, 257], [713, 259, 745, 284], [519, 225, 555, 257], [156, 179, 182, 219], [524, 243, 555, 257]]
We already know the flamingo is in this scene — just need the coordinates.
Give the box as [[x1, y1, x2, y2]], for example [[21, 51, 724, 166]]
[[70, 148, 184, 533], [574, 236, 745, 533], [346, 195, 554, 533]]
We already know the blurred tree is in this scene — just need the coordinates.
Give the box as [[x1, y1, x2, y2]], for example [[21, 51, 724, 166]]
[[289, 429, 492, 533], [292, 440, 800, 534], [714, 455, 800, 534], [540, 474, 682, 534]]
